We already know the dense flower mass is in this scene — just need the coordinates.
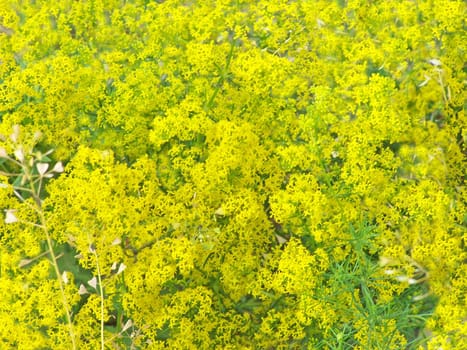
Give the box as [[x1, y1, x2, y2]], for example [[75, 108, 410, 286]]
[[0, 0, 465, 349]]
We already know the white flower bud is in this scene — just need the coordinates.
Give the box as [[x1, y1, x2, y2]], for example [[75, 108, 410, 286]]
[[14, 149, 24, 162], [88, 276, 97, 289], [78, 284, 88, 295], [10, 125, 20, 143], [117, 263, 127, 275], [4, 209, 18, 224], [36, 162, 49, 176], [62, 271, 69, 284], [52, 161, 64, 173]]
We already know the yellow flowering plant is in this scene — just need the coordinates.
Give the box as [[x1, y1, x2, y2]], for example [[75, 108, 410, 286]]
[[0, 0, 465, 349]]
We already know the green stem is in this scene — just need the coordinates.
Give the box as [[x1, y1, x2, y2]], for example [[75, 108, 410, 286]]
[[27, 168, 77, 350], [38, 207, 77, 350], [92, 248, 106, 350]]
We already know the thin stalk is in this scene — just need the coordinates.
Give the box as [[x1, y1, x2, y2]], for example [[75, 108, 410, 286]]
[[93, 249, 105, 350], [436, 70, 449, 105], [13, 186, 34, 194], [0, 170, 23, 177], [27, 171, 77, 350], [17, 219, 45, 229]]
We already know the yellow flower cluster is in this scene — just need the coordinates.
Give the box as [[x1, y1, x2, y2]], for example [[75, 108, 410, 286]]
[[0, 0, 465, 348]]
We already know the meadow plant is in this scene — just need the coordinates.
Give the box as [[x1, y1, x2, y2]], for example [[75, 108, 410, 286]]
[[0, 0, 465, 349]]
